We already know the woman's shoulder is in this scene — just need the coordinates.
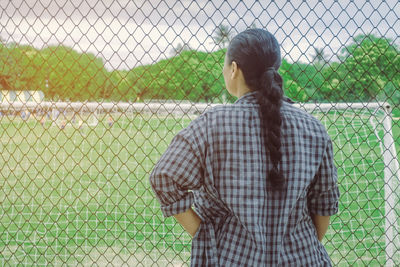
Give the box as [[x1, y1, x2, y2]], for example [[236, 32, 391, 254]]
[[281, 102, 331, 139], [281, 101, 323, 123]]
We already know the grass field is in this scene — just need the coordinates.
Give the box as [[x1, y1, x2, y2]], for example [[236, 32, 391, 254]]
[[0, 107, 399, 266]]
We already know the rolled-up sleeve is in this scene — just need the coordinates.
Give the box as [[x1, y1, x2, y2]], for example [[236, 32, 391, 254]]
[[307, 135, 340, 216], [149, 116, 207, 217]]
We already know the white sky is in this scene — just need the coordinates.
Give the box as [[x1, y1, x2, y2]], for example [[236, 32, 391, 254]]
[[1, 0, 399, 70]]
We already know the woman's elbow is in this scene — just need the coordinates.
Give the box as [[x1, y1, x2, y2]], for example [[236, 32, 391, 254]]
[[311, 214, 331, 241]]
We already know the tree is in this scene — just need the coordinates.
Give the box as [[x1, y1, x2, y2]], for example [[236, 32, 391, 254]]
[[126, 49, 228, 103], [338, 34, 399, 101], [0, 45, 44, 92], [170, 41, 192, 57], [311, 47, 328, 66], [40, 46, 111, 101], [249, 22, 258, 29], [279, 59, 309, 102], [213, 24, 232, 49]]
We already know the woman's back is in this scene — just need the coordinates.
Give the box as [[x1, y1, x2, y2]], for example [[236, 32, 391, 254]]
[[150, 92, 339, 266]]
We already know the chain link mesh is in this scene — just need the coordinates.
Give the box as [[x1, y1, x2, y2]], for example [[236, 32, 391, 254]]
[[1, 0, 399, 266]]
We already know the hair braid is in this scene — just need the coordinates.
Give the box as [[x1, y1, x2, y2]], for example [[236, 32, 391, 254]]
[[258, 68, 285, 189], [226, 28, 285, 190]]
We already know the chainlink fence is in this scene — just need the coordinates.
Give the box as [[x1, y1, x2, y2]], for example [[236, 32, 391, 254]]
[[1, 0, 400, 266]]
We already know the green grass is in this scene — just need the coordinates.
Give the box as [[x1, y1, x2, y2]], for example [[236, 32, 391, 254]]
[[0, 109, 399, 266], [0, 113, 194, 266]]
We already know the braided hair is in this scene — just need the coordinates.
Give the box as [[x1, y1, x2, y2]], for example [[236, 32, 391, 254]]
[[226, 29, 285, 190]]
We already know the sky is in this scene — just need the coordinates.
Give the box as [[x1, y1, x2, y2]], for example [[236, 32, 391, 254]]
[[1, 0, 399, 70]]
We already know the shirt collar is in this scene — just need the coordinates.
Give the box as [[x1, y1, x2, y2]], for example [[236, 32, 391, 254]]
[[234, 91, 259, 104], [234, 91, 296, 105]]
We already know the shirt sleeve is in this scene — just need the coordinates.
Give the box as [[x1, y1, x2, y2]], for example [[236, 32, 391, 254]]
[[149, 114, 207, 217], [307, 135, 340, 216]]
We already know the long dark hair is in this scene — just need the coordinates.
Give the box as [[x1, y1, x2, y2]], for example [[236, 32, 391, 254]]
[[226, 29, 285, 189]]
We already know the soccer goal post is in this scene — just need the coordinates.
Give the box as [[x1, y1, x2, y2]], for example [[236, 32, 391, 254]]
[[369, 103, 400, 267], [297, 101, 399, 267]]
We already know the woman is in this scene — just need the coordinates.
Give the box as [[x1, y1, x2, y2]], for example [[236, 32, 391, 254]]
[[149, 29, 340, 266]]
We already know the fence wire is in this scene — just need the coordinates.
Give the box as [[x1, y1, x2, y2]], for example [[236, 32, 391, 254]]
[[0, 0, 399, 266]]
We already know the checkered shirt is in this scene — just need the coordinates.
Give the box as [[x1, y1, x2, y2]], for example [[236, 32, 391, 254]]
[[149, 91, 340, 266]]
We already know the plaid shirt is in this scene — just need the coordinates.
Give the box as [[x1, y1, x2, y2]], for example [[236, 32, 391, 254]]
[[150, 91, 340, 266]]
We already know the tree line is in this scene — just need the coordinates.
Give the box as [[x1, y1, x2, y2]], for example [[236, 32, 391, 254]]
[[0, 27, 399, 106]]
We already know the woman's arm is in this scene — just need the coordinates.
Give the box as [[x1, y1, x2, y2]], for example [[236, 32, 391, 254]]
[[173, 207, 202, 237], [311, 214, 330, 241]]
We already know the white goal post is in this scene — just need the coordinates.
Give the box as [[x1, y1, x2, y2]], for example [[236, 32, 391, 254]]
[[0, 99, 393, 114]]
